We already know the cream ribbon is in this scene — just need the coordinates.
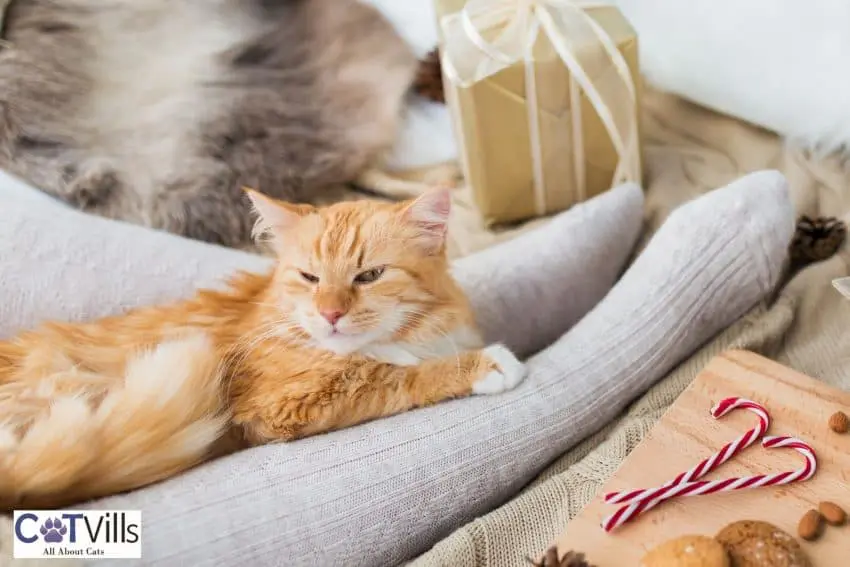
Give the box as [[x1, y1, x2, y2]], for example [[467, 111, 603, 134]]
[[440, 0, 641, 215]]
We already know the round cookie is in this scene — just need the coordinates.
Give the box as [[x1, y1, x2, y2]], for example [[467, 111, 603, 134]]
[[715, 520, 812, 567], [640, 535, 730, 567]]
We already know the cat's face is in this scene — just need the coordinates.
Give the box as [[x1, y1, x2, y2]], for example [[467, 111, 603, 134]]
[[248, 189, 453, 354]]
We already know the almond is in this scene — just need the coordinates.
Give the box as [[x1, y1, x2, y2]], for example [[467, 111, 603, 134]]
[[797, 509, 824, 541], [819, 501, 847, 526], [828, 411, 849, 433]]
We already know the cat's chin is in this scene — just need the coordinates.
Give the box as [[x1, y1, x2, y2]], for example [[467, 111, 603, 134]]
[[313, 333, 376, 356]]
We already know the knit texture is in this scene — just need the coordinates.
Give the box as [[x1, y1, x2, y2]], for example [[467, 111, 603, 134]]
[[0, 173, 271, 340], [0, 177, 643, 565]]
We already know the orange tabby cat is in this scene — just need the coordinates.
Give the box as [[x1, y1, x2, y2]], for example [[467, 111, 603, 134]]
[[0, 188, 526, 510]]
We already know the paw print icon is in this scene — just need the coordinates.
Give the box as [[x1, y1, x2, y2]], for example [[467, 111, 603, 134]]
[[40, 518, 67, 543]]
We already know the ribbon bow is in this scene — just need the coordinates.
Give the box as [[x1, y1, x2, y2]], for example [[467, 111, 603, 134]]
[[440, 0, 640, 214]]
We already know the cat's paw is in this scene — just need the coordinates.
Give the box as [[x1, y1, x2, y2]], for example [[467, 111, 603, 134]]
[[62, 159, 121, 209], [472, 344, 527, 395]]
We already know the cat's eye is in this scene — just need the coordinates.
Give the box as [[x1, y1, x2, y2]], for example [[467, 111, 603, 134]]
[[354, 267, 385, 284], [299, 271, 319, 283]]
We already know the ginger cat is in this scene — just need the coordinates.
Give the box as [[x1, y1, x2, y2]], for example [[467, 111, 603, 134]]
[[0, 189, 527, 510]]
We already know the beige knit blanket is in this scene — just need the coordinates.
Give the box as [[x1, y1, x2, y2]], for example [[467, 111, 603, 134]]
[[406, 88, 850, 565]]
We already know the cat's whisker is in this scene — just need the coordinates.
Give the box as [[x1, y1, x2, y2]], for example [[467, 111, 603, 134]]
[[222, 320, 291, 396], [250, 301, 285, 309], [402, 308, 463, 381], [227, 322, 286, 360]]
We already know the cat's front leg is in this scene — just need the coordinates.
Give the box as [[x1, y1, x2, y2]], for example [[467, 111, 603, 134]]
[[470, 344, 527, 395], [360, 342, 528, 409], [234, 344, 528, 444]]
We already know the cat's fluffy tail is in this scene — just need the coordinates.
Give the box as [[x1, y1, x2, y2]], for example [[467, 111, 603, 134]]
[[0, 334, 230, 510]]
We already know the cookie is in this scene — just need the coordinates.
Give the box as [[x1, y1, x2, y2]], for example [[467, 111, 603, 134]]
[[640, 535, 730, 567], [715, 520, 812, 567]]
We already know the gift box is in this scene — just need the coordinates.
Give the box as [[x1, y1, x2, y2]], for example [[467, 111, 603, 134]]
[[435, 0, 643, 225]]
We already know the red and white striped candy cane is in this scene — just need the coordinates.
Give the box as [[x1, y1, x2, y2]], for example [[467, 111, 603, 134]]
[[604, 397, 770, 506], [601, 436, 817, 532]]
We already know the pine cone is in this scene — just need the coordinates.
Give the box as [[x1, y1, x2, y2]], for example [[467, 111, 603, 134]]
[[527, 546, 595, 567], [412, 48, 445, 103], [789, 215, 847, 265]]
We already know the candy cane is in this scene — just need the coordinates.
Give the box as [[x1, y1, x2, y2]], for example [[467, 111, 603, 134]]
[[601, 436, 817, 532], [605, 397, 770, 505]]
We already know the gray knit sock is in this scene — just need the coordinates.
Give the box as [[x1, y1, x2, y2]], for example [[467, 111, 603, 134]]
[[523, 169, 793, 446], [454, 182, 644, 357]]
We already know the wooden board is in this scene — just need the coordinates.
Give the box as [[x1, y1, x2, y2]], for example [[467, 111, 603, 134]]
[[554, 350, 850, 565]]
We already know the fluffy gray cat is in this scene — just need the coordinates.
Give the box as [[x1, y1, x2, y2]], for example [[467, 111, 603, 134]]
[[0, 0, 417, 246]]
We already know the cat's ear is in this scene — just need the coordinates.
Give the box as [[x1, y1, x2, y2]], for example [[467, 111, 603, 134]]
[[401, 187, 451, 254], [244, 188, 310, 242]]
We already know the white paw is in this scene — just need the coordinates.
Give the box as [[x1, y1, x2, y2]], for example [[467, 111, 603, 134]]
[[472, 344, 527, 395]]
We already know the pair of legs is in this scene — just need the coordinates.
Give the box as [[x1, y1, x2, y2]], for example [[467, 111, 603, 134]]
[[0, 170, 798, 567]]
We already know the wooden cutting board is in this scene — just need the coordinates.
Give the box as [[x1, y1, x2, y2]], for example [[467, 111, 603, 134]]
[[554, 350, 850, 565]]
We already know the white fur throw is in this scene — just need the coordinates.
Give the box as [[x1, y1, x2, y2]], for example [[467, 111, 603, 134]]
[[613, 0, 850, 154]]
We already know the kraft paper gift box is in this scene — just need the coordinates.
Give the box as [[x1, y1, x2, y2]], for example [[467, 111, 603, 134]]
[[435, 0, 644, 225]]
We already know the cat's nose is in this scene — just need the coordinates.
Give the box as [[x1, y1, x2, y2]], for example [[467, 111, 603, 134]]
[[320, 309, 345, 325]]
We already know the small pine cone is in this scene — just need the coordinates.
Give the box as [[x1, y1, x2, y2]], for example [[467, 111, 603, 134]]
[[527, 546, 595, 567], [412, 47, 445, 103], [789, 215, 847, 265]]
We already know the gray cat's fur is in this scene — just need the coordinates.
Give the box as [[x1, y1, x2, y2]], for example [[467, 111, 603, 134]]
[[0, 0, 417, 246]]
